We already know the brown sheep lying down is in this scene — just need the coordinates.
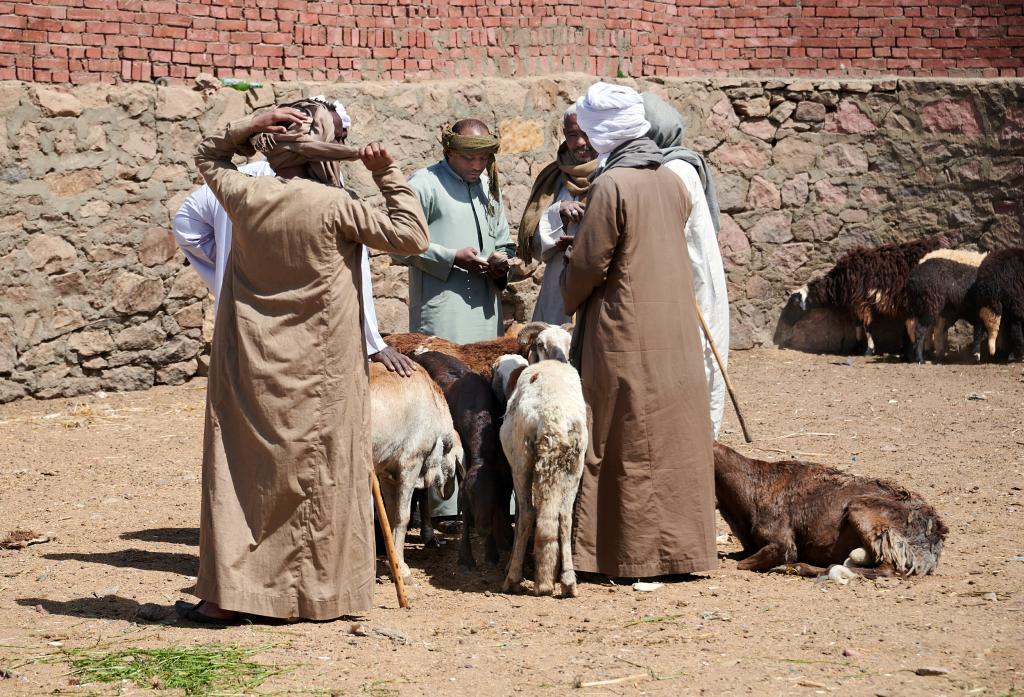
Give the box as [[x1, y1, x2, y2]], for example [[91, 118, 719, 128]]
[[714, 443, 947, 578]]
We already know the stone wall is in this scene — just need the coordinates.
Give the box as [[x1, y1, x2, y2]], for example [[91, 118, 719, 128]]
[[4, 0, 1024, 85], [0, 75, 1022, 403]]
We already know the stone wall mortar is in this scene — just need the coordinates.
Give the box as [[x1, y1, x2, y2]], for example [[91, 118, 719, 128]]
[[0, 75, 1021, 403]]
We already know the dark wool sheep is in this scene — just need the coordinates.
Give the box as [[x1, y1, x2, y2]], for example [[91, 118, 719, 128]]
[[783, 232, 960, 356], [967, 247, 1024, 361], [412, 351, 514, 570], [905, 249, 987, 363], [714, 442, 947, 578]]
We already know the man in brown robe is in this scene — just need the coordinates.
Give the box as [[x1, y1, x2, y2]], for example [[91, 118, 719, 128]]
[[561, 83, 718, 579], [179, 101, 429, 623]]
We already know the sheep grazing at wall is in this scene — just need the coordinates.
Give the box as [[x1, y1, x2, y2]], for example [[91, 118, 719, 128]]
[[905, 248, 987, 363], [411, 351, 514, 571], [714, 442, 946, 578], [499, 359, 588, 597], [384, 322, 552, 381], [369, 362, 462, 583], [966, 247, 1024, 362], [783, 232, 960, 356]]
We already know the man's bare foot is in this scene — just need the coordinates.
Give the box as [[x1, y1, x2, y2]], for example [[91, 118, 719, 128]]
[[194, 600, 238, 621]]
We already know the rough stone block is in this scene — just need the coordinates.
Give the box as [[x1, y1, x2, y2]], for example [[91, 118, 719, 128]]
[[156, 358, 198, 385], [781, 173, 809, 208], [68, 330, 114, 357], [718, 214, 750, 267], [498, 118, 545, 153], [42, 168, 102, 198], [156, 86, 206, 121], [825, 100, 876, 134], [819, 143, 869, 175], [734, 97, 771, 119], [746, 176, 781, 210], [746, 210, 793, 245], [100, 366, 154, 393], [172, 302, 204, 329], [794, 101, 827, 123], [112, 272, 165, 314], [0, 378, 26, 403], [139, 228, 178, 266], [26, 234, 77, 274], [921, 99, 980, 140], [114, 319, 166, 350], [35, 87, 84, 117]]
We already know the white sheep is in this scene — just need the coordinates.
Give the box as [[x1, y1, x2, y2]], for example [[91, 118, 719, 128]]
[[498, 359, 587, 597], [528, 326, 573, 363], [370, 362, 462, 583]]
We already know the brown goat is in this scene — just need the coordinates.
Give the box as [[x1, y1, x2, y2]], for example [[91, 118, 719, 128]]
[[714, 442, 946, 578], [384, 322, 552, 380]]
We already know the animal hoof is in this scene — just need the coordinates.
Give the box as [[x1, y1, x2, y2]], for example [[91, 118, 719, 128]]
[[827, 565, 857, 585], [562, 583, 579, 598], [423, 536, 443, 549], [845, 547, 871, 566], [534, 582, 554, 596]]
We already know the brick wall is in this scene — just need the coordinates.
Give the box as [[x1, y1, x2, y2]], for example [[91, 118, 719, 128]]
[[3, 0, 1023, 85]]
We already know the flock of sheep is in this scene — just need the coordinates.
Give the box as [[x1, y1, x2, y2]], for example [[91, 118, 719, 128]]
[[367, 314, 954, 598], [370, 323, 585, 596], [784, 236, 1024, 363]]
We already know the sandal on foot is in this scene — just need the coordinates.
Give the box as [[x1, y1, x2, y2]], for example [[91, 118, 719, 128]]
[[174, 600, 240, 626]]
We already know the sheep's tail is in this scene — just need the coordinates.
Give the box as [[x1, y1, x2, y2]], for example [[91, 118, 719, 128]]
[[531, 420, 586, 596], [872, 506, 946, 576]]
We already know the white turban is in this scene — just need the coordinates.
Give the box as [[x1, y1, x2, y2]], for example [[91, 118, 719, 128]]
[[310, 95, 352, 129], [574, 82, 651, 155]]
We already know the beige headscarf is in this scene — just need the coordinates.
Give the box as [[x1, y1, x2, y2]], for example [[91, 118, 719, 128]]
[[250, 99, 360, 187], [440, 122, 502, 214], [516, 143, 598, 262]]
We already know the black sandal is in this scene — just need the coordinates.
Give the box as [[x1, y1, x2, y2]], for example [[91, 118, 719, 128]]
[[173, 599, 241, 626]]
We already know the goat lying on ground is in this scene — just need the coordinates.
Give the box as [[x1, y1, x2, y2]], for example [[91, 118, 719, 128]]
[[384, 322, 551, 380], [905, 248, 987, 363], [412, 351, 514, 570], [783, 232, 959, 356], [499, 359, 587, 597], [370, 362, 461, 583], [967, 247, 1024, 362], [713, 442, 946, 578]]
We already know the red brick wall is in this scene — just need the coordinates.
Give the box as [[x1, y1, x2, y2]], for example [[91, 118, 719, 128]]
[[3, 0, 1023, 84]]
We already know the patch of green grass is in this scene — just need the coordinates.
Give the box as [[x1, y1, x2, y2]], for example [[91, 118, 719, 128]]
[[60, 644, 288, 695]]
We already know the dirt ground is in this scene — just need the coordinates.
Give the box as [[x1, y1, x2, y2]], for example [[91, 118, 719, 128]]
[[1, 347, 1022, 696]]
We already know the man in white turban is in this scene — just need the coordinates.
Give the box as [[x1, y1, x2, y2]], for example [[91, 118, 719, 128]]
[[561, 82, 717, 581]]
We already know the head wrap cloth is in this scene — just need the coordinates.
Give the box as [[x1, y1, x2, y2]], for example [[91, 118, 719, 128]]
[[250, 99, 359, 188], [441, 123, 502, 213], [574, 83, 651, 156]]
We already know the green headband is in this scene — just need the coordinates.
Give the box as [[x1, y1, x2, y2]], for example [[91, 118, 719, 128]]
[[440, 123, 502, 213]]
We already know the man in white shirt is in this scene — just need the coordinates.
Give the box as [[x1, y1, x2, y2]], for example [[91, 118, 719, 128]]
[[172, 97, 415, 375]]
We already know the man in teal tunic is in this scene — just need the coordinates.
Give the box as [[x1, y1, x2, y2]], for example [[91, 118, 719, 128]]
[[393, 119, 515, 521], [393, 119, 515, 344]]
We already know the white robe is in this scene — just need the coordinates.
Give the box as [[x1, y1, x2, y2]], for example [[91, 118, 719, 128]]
[[531, 185, 579, 325], [664, 159, 730, 437], [172, 162, 386, 355]]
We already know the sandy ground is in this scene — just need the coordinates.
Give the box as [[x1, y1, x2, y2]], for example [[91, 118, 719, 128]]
[[1, 347, 1022, 696]]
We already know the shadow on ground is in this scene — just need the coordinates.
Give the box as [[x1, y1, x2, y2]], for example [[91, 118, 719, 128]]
[[44, 549, 198, 576], [120, 527, 199, 546]]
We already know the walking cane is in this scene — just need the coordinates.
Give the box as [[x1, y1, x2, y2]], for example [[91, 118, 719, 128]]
[[694, 302, 754, 444], [371, 469, 410, 609]]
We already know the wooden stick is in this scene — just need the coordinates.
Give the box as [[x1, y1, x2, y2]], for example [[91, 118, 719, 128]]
[[370, 468, 410, 609], [575, 673, 649, 688], [694, 302, 754, 443]]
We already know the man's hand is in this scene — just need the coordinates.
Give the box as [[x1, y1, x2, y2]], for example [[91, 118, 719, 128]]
[[485, 251, 510, 279], [370, 346, 416, 377], [250, 106, 309, 134], [558, 200, 586, 228], [563, 243, 573, 264], [554, 234, 574, 251], [454, 247, 489, 275], [360, 142, 393, 172]]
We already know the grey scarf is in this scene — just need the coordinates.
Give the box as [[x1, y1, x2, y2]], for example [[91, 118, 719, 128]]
[[642, 92, 721, 234], [598, 136, 664, 174]]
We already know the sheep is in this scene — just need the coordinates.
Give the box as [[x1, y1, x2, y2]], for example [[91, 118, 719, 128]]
[[713, 442, 947, 578], [499, 360, 588, 597], [527, 326, 573, 363], [966, 247, 1024, 362], [783, 232, 959, 356], [384, 322, 551, 381], [369, 362, 462, 583], [411, 351, 514, 571], [491, 353, 529, 408], [905, 249, 987, 363]]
